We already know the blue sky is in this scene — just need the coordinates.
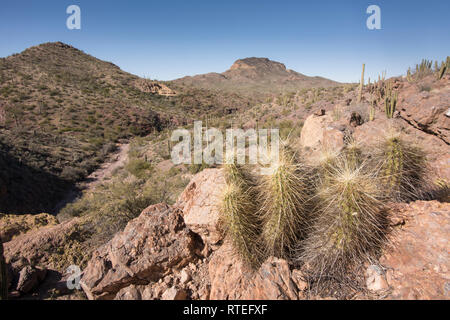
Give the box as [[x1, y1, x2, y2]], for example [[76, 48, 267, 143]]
[[0, 0, 449, 83]]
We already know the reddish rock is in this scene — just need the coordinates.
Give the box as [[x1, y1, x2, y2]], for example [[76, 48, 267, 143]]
[[4, 218, 81, 271], [208, 243, 299, 300], [176, 169, 226, 249], [365, 265, 389, 292], [300, 114, 345, 161], [381, 201, 450, 299], [80, 203, 199, 300], [16, 265, 47, 294], [397, 80, 450, 144], [114, 284, 143, 300], [161, 286, 188, 300]]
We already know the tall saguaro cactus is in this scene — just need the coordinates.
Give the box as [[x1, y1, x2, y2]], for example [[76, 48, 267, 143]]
[[0, 238, 8, 300], [358, 63, 365, 102]]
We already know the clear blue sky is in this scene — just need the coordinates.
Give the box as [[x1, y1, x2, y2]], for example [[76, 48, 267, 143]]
[[0, 0, 449, 83]]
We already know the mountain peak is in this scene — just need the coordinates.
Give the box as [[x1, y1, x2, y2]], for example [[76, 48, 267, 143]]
[[175, 57, 340, 96], [228, 57, 287, 73]]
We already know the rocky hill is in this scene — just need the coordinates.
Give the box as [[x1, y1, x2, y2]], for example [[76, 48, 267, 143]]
[[0, 42, 253, 214], [173, 57, 340, 96]]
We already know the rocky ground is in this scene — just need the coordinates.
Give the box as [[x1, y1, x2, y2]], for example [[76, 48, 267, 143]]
[[1, 73, 449, 300]]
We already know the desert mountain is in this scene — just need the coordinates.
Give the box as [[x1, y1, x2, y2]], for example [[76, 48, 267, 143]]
[[173, 57, 340, 95], [0, 42, 252, 214]]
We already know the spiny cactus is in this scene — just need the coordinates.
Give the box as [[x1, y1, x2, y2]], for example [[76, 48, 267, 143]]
[[407, 67, 413, 82], [259, 144, 311, 258], [415, 59, 433, 79], [296, 156, 388, 293], [438, 62, 447, 80], [344, 138, 363, 169], [384, 82, 397, 119], [358, 63, 365, 103], [220, 161, 262, 269], [0, 238, 8, 300], [376, 132, 429, 201], [369, 102, 376, 121]]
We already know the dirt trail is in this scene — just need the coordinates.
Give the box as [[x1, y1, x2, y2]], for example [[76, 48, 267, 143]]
[[84, 143, 130, 189], [54, 143, 130, 214]]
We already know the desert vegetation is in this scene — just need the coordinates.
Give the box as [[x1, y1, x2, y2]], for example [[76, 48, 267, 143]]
[[219, 130, 435, 296]]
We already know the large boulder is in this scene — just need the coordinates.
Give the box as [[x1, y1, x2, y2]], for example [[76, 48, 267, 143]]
[[16, 265, 47, 294], [397, 79, 450, 144], [379, 201, 450, 299], [176, 168, 226, 249], [208, 243, 301, 300], [300, 113, 345, 153], [80, 203, 201, 300]]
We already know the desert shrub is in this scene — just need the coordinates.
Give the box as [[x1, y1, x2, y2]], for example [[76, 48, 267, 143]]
[[126, 158, 152, 178], [100, 142, 117, 157], [60, 166, 86, 181]]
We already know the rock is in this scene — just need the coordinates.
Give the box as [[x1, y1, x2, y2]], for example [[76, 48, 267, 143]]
[[80, 203, 199, 300], [209, 243, 298, 300], [4, 218, 81, 272], [397, 80, 450, 144], [134, 79, 176, 96], [381, 201, 450, 299], [349, 112, 363, 127], [0, 213, 58, 243], [366, 265, 389, 292], [180, 269, 191, 285], [300, 114, 345, 158], [161, 287, 188, 300], [176, 169, 226, 249], [16, 265, 47, 294], [313, 109, 325, 116], [114, 285, 142, 300], [291, 269, 308, 293]]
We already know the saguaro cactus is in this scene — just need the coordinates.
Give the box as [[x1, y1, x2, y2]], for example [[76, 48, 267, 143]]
[[0, 238, 8, 300]]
